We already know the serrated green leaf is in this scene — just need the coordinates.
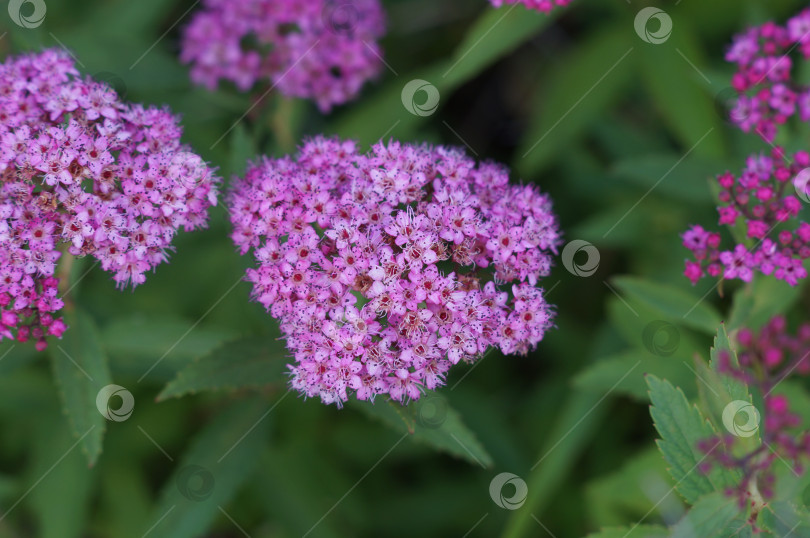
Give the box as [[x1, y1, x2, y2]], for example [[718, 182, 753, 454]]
[[585, 525, 669, 538], [611, 276, 721, 335], [648, 375, 739, 503], [157, 335, 288, 400], [352, 394, 492, 467], [141, 397, 270, 538], [50, 308, 112, 466], [670, 492, 746, 538]]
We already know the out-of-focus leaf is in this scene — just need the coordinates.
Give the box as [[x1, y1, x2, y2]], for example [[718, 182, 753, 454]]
[[141, 396, 270, 538], [585, 525, 669, 538], [27, 415, 95, 538], [574, 351, 695, 401], [586, 447, 683, 528], [50, 308, 111, 466], [352, 394, 492, 467], [157, 335, 288, 400], [727, 276, 805, 331], [100, 315, 236, 381], [611, 153, 723, 204], [637, 17, 726, 159], [758, 502, 810, 536], [518, 26, 636, 175], [611, 276, 721, 335]]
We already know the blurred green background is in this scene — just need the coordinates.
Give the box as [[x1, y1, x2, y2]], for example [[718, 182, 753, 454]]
[[1, 0, 810, 536]]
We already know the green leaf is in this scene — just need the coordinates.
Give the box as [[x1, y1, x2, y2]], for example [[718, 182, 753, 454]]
[[647, 375, 739, 503], [517, 26, 636, 175], [141, 396, 271, 538], [574, 351, 696, 401], [758, 501, 810, 535], [352, 394, 492, 467], [586, 447, 683, 527], [611, 153, 723, 204], [637, 17, 726, 159], [670, 492, 746, 538], [611, 276, 722, 335], [727, 276, 805, 331], [27, 414, 95, 538], [441, 5, 557, 88], [585, 525, 669, 538], [100, 315, 236, 381], [157, 335, 289, 401], [693, 324, 760, 456], [49, 308, 112, 466]]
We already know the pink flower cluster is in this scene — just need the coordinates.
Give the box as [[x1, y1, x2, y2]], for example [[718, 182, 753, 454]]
[[489, 0, 572, 13], [228, 137, 560, 406], [180, 0, 385, 112], [682, 149, 810, 286], [698, 317, 810, 505], [727, 8, 810, 141], [0, 49, 218, 349]]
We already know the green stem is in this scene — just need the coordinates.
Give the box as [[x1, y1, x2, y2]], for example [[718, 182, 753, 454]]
[[270, 96, 296, 154]]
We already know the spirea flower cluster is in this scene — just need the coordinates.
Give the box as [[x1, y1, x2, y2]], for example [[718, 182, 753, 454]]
[[682, 148, 810, 287], [698, 317, 810, 506], [180, 0, 385, 112], [727, 8, 810, 141], [0, 49, 218, 349], [489, 0, 572, 13], [228, 137, 561, 406]]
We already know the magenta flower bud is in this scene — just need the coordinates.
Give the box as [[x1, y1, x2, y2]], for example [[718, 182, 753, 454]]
[[489, 0, 572, 12]]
